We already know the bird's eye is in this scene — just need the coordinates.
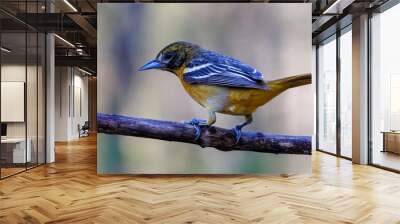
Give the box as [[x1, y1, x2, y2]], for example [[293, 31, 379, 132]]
[[163, 53, 174, 61]]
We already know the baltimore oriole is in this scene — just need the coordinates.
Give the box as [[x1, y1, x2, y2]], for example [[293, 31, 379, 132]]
[[139, 41, 311, 144]]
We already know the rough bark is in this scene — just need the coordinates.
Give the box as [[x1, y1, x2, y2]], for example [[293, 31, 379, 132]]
[[97, 113, 311, 155]]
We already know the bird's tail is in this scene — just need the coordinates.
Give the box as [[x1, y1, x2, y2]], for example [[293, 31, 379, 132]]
[[267, 73, 312, 90], [258, 73, 312, 106]]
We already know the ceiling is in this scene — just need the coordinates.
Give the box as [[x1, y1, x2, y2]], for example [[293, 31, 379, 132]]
[[0, 0, 392, 74]]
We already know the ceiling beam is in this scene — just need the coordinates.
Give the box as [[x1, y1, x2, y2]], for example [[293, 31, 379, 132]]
[[55, 55, 96, 71], [13, 13, 82, 32], [67, 13, 97, 44]]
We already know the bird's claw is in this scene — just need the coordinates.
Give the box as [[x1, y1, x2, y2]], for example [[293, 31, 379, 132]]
[[232, 126, 242, 144], [184, 118, 207, 141]]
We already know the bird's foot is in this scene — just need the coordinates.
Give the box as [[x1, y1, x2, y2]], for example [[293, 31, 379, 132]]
[[232, 126, 243, 144], [184, 118, 207, 141]]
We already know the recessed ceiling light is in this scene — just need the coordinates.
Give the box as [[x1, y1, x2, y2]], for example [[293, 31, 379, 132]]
[[78, 67, 93, 76], [322, 0, 354, 15], [54, 34, 75, 48], [63, 0, 78, 12], [1, 47, 11, 53]]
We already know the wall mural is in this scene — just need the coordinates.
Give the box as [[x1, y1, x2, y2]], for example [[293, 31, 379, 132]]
[[97, 3, 313, 174]]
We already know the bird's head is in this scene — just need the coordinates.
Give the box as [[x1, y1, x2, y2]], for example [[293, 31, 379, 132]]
[[139, 41, 199, 75]]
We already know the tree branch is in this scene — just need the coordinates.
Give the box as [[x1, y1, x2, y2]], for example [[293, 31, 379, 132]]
[[97, 113, 311, 155]]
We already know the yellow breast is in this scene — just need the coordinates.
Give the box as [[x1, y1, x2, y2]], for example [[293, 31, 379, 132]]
[[179, 79, 271, 115]]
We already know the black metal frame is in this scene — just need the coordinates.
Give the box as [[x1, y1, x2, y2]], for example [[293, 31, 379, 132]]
[[0, 0, 47, 180], [336, 25, 341, 158], [367, 10, 373, 166]]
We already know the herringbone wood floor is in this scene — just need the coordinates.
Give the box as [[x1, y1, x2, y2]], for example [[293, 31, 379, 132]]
[[1, 135, 400, 224]]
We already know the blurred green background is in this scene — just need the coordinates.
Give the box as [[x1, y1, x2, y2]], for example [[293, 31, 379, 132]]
[[97, 3, 312, 174]]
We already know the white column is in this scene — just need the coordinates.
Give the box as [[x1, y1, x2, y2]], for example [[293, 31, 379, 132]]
[[352, 14, 369, 164], [55, 67, 73, 141], [46, 33, 55, 163], [45, 0, 56, 163]]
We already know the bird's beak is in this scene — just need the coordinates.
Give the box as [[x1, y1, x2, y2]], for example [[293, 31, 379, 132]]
[[138, 59, 165, 71]]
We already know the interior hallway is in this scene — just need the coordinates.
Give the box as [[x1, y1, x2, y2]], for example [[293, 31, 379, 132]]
[[0, 135, 400, 223]]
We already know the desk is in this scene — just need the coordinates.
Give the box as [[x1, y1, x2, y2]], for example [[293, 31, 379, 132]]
[[382, 131, 400, 154], [1, 138, 31, 163]]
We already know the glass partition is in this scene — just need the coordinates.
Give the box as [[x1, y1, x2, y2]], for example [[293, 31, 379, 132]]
[[1, 31, 28, 177], [0, 1, 46, 179], [317, 36, 337, 154], [339, 28, 352, 158]]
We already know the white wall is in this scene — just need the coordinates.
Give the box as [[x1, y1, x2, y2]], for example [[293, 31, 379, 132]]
[[1, 63, 46, 164], [1, 65, 27, 140], [72, 73, 89, 138], [55, 67, 69, 141], [1, 65, 38, 137], [55, 67, 89, 141]]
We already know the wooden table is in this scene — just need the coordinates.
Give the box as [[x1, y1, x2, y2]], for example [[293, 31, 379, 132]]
[[381, 131, 400, 154]]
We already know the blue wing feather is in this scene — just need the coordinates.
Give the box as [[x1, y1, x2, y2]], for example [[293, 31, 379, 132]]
[[184, 50, 267, 90], [183, 71, 267, 90]]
